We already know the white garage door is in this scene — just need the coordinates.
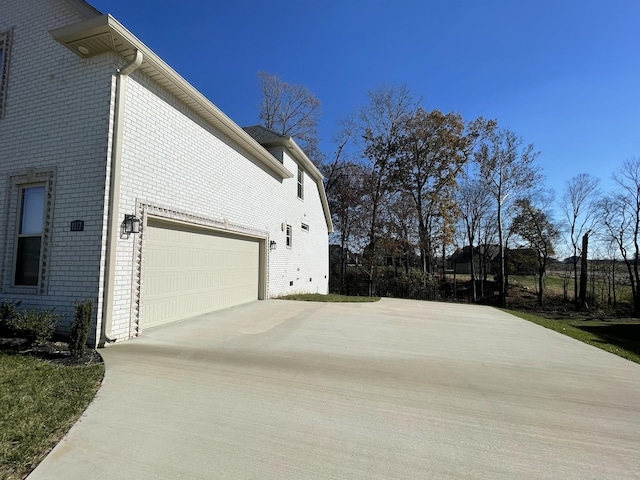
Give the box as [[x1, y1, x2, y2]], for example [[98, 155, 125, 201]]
[[141, 219, 261, 328]]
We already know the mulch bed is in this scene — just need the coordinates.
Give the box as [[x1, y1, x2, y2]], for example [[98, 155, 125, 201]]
[[0, 336, 102, 367]]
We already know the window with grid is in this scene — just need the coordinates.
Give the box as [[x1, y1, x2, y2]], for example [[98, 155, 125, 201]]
[[286, 224, 292, 248], [297, 166, 304, 199], [14, 186, 45, 286]]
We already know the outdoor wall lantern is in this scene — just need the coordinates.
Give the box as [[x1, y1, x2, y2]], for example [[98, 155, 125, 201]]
[[123, 214, 141, 234], [270, 240, 277, 250]]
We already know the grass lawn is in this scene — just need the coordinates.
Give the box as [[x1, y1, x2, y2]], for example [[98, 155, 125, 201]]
[[0, 353, 104, 479], [505, 309, 640, 364], [276, 293, 380, 302]]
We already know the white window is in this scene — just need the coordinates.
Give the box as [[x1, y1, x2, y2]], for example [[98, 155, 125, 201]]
[[0, 28, 12, 118], [286, 224, 292, 248], [15, 186, 45, 286], [301, 223, 309, 232], [297, 166, 304, 199]]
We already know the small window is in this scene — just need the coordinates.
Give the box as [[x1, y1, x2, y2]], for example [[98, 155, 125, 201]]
[[0, 28, 13, 118], [15, 186, 45, 286], [301, 223, 309, 232], [297, 166, 304, 199], [286, 224, 292, 248]]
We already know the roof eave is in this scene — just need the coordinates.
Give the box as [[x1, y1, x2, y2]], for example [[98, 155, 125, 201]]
[[49, 14, 293, 180]]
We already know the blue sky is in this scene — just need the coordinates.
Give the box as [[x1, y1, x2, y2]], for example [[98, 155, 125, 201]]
[[89, 0, 639, 197]]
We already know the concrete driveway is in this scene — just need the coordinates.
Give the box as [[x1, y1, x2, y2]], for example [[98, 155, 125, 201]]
[[29, 299, 640, 479]]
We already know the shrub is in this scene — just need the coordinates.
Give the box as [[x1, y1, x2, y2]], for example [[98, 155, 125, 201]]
[[0, 300, 20, 334], [11, 309, 58, 345], [69, 299, 93, 358]]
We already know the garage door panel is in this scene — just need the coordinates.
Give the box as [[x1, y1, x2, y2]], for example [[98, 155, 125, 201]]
[[141, 220, 260, 328]]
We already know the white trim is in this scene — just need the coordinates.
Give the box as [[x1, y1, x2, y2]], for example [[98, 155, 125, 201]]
[[1, 168, 56, 296], [13, 185, 46, 287], [286, 224, 292, 248]]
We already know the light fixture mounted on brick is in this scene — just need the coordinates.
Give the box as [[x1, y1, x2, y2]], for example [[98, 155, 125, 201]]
[[123, 214, 140, 234]]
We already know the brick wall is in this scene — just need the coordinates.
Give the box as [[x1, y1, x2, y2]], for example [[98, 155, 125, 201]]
[[110, 72, 329, 339], [0, 0, 330, 345], [0, 0, 114, 345]]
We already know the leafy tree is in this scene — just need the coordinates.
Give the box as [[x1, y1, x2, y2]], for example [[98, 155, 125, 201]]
[[385, 191, 419, 276], [393, 108, 472, 274], [475, 128, 540, 307], [511, 197, 560, 306], [348, 84, 419, 295], [329, 161, 367, 294]]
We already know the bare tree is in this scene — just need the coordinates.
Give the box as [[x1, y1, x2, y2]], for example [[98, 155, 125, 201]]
[[458, 178, 492, 302], [258, 71, 322, 160], [475, 128, 541, 307], [561, 173, 601, 306], [478, 210, 499, 298], [601, 157, 640, 314]]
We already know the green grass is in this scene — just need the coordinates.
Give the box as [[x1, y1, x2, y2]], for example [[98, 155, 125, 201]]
[[276, 293, 381, 302], [509, 274, 566, 296], [504, 309, 640, 364], [510, 274, 634, 304], [0, 353, 104, 479]]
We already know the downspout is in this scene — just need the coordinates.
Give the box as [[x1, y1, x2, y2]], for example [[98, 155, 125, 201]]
[[99, 50, 143, 347]]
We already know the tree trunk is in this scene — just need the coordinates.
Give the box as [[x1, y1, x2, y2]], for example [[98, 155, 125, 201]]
[[538, 270, 544, 306], [634, 245, 640, 316], [497, 203, 506, 308], [469, 254, 477, 302], [537, 253, 546, 307], [578, 233, 589, 310], [340, 225, 347, 295], [442, 243, 446, 282], [612, 258, 617, 307], [573, 256, 579, 305]]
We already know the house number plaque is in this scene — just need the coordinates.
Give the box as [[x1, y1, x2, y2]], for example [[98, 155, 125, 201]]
[[70, 220, 84, 232]]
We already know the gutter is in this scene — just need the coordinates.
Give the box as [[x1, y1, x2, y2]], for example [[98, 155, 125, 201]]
[[99, 50, 143, 347]]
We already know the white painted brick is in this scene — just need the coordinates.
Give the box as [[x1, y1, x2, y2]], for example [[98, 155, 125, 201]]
[[0, 0, 113, 346], [1, 0, 330, 346]]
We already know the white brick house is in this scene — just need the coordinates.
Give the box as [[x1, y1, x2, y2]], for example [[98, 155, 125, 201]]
[[0, 0, 332, 347]]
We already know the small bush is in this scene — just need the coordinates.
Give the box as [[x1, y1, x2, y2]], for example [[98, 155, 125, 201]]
[[69, 300, 93, 358], [10, 309, 58, 346], [0, 300, 20, 334]]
